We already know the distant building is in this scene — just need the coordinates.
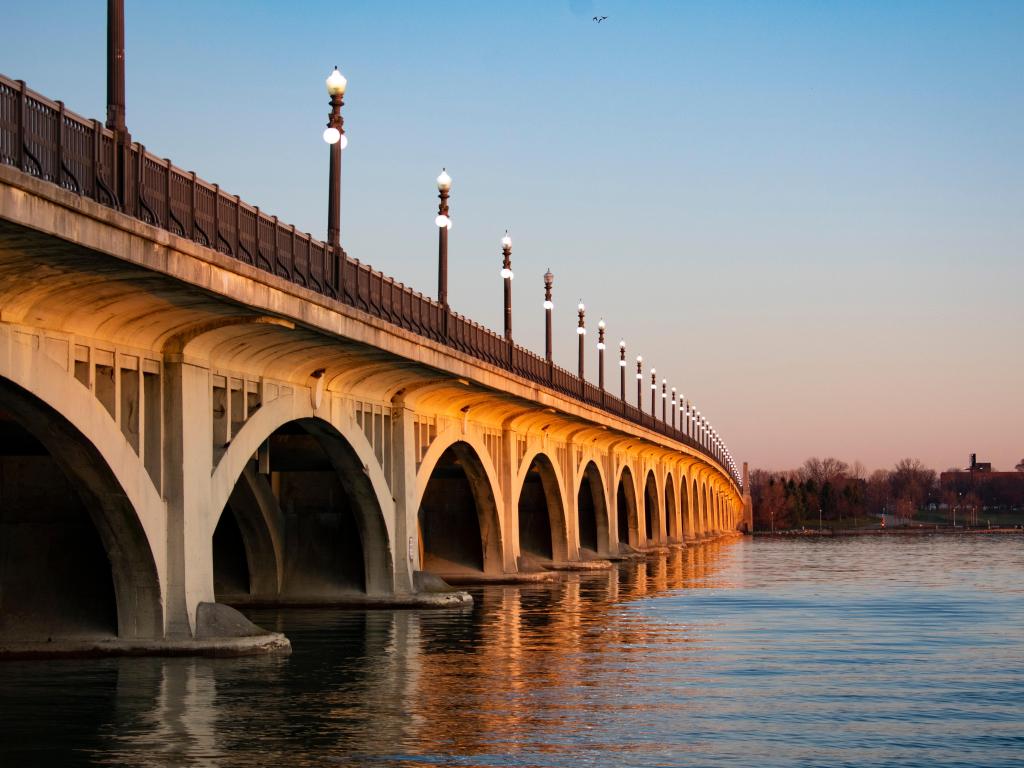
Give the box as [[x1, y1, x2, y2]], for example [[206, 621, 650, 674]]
[[942, 454, 1024, 507]]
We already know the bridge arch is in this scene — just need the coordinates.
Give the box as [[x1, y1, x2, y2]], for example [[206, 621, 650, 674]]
[[576, 459, 609, 555], [514, 450, 569, 564], [642, 470, 661, 544], [664, 472, 678, 541], [0, 374, 164, 641], [210, 394, 395, 597], [615, 464, 639, 549], [415, 430, 505, 576], [692, 477, 702, 537], [679, 473, 693, 540]]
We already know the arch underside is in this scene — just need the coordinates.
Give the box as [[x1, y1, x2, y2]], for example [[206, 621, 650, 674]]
[[0, 378, 163, 641], [212, 417, 392, 603]]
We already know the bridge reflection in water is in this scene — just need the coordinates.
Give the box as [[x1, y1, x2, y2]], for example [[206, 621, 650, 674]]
[[0, 541, 738, 766]]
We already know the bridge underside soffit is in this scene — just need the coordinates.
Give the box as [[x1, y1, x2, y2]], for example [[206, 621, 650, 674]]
[[0, 216, 735, 489]]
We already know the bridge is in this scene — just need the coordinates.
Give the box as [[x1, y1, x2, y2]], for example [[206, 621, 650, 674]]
[[0, 66, 752, 655]]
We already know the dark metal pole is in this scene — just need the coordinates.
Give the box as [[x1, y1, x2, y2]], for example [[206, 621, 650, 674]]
[[619, 342, 626, 402], [436, 169, 451, 315], [106, 0, 126, 134], [597, 320, 606, 402], [577, 302, 586, 383], [502, 234, 513, 341], [650, 369, 656, 417], [671, 388, 677, 430], [544, 269, 554, 362], [106, 0, 129, 208], [662, 379, 667, 423], [325, 68, 347, 295], [636, 357, 643, 408]]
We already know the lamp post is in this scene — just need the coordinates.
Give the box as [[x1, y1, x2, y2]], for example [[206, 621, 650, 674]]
[[500, 232, 513, 339], [436, 168, 452, 313], [662, 379, 667, 423], [323, 66, 348, 295], [106, 0, 129, 207], [636, 356, 643, 409], [671, 387, 677, 430], [597, 319, 606, 397], [544, 269, 554, 364], [577, 302, 587, 388], [500, 232, 513, 366], [650, 368, 657, 417], [619, 341, 627, 402]]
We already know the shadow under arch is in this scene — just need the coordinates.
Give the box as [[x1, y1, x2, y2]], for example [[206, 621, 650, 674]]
[[692, 478, 701, 537], [664, 473, 678, 540], [213, 417, 393, 601], [616, 466, 638, 550], [0, 378, 162, 640], [643, 470, 659, 544], [418, 441, 503, 576], [516, 452, 568, 565], [680, 477, 692, 540], [577, 460, 609, 555]]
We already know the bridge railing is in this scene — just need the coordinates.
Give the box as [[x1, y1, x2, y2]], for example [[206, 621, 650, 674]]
[[0, 73, 740, 488]]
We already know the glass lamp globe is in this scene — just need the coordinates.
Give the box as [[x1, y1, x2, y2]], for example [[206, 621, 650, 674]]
[[435, 214, 450, 228], [436, 169, 452, 192], [500, 268, 513, 279], [543, 300, 554, 310], [501, 233, 512, 249], [323, 127, 341, 145], [325, 67, 348, 96]]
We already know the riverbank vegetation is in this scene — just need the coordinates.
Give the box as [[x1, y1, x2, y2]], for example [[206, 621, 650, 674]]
[[751, 457, 1024, 532]]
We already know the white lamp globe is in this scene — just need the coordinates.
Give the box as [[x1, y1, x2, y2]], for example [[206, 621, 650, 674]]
[[501, 233, 512, 249], [543, 300, 554, 310], [325, 67, 348, 96], [323, 127, 341, 145], [436, 169, 452, 191]]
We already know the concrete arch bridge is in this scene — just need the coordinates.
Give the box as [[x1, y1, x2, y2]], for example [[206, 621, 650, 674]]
[[0, 76, 750, 655]]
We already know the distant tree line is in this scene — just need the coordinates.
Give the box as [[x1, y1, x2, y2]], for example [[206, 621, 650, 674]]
[[751, 457, 1024, 532]]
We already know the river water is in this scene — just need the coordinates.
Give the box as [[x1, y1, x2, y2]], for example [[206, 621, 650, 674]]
[[2, 535, 1023, 767]]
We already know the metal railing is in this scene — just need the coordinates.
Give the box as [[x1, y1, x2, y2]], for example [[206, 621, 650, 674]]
[[0, 74, 740, 489]]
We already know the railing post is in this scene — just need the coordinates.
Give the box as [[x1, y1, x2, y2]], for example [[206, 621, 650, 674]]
[[16, 80, 26, 173], [55, 101, 65, 187]]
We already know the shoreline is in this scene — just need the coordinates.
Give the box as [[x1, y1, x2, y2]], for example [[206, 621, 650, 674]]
[[755, 526, 1023, 538]]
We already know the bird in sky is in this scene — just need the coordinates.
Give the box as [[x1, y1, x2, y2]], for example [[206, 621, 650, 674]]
[[593, 16, 608, 23]]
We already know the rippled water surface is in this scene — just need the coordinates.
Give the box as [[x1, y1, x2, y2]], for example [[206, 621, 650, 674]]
[[3, 535, 1024, 767]]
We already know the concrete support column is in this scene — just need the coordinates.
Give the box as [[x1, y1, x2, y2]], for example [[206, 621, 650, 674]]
[[162, 358, 214, 637], [389, 405, 417, 593], [565, 441, 581, 562], [500, 427, 520, 571]]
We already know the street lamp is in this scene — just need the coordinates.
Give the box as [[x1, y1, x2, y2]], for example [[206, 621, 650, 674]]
[[500, 232, 513, 340], [597, 319, 606, 395], [436, 169, 452, 312], [544, 269, 554, 363], [324, 66, 348, 294], [650, 368, 657, 417], [577, 301, 586, 382], [636, 355, 643, 408], [619, 341, 627, 402], [661, 378, 667, 423], [671, 387, 677, 430]]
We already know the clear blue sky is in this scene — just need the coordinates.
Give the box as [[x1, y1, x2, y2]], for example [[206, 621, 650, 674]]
[[4, 0, 1022, 472]]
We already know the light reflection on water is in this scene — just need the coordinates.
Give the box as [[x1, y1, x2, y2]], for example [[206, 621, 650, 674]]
[[2, 535, 1023, 767]]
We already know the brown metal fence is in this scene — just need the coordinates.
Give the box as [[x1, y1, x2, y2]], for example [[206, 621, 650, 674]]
[[0, 74, 739, 488]]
